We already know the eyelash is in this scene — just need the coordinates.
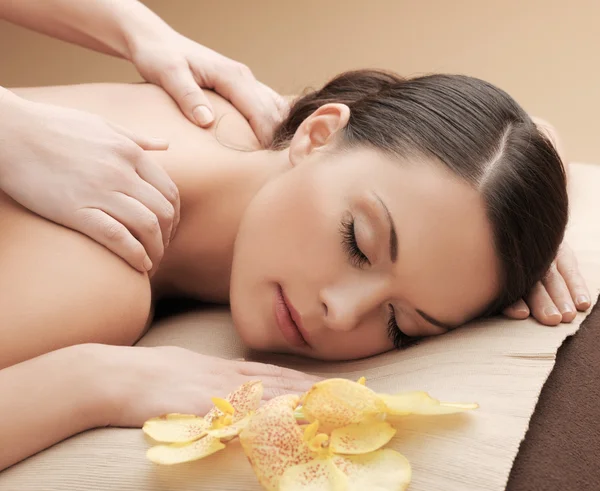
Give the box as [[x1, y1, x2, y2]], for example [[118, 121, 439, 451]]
[[340, 217, 370, 268], [387, 305, 416, 350]]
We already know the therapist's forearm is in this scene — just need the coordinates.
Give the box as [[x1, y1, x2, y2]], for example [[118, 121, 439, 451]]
[[0, 0, 171, 60]]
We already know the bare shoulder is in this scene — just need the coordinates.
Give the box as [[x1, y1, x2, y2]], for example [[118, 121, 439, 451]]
[[12, 83, 261, 153], [0, 192, 152, 369]]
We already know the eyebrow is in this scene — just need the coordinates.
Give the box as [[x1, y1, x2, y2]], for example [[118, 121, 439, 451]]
[[373, 194, 398, 263], [416, 309, 457, 331]]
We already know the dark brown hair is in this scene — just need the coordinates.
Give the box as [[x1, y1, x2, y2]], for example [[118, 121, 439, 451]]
[[271, 70, 568, 316]]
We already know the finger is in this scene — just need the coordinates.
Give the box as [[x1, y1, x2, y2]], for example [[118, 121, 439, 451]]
[[124, 172, 175, 250], [135, 154, 180, 242], [73, 208, 149, 272], [257, 80, 290, 122], [542, 263, 577, 322], [160, 61, 215, 127], [98, 193, 165, 272], [259, 81, 290, 120], [502, 298, 530, 319], [108, 121, 169, 151], [556, 245, 591, 311], [207, 63, 282, 147], [236, 361, 323, 382], [526, 281, 562, 326], [237, 82, 283, 148]]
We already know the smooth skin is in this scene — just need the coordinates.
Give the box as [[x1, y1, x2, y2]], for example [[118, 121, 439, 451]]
[[0, 0, 287, 272], [0, 83, 589, 470]]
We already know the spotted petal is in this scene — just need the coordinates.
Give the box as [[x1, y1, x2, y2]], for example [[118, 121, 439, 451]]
[[239, 395, 313, 491], [146, 436, 225, 465], [301, 379, 387, 432], [333, 449, 411, 491], [206, 380, 263, 424], [329, 420, 396, 455], [280, 458, 347, 491], [380, 391, 478, 416], [143, 414, 209, 443]]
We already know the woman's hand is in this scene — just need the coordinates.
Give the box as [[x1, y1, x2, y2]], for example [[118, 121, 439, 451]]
[[503, 242, 591, 325], [0, 90, 179, 273], [105, 346, 322, 428], [130, 31, 289, 147]]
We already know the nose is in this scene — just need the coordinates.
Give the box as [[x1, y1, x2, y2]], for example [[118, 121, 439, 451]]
[[319, 274, 390, 332]]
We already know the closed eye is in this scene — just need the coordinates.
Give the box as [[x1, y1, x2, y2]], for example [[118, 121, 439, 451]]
[[387, 305, 421, 349], [340, 217, 370, 268]]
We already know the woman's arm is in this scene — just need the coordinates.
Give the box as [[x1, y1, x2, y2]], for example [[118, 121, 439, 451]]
[[0, 187, 152, 468], [0, 344, 110, 470], [0, 343, 321, 471]]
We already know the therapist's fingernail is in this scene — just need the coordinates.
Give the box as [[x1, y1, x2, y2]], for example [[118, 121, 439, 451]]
[[143, 256, 153, 271], [544, 306, 561, 318], [576, 295, 590, 308], [193, 106, 213, 126]]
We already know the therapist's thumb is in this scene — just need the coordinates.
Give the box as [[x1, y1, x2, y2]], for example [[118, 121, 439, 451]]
[[161, 64, 215, 127]]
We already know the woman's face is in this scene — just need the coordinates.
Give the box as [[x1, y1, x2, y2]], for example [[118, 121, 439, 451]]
[[229, 105, 499, 360]]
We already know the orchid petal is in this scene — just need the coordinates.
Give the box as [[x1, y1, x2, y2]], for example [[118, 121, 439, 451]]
[[142, 414, 209, 443], [146, 436, 225, 465], [332, 449, 411, 491], [330, 420, 396, 455], [380, 391, 478, 416], [280, 458, 347, 491], [239, 395, 312, 491], [301, 379, 387, 432], [206, 380, 263, 424]]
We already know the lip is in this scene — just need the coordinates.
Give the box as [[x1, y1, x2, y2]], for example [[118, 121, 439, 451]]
[[274, 284, 310, 347]]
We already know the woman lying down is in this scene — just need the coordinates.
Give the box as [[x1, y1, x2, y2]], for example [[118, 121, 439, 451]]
[[0, 69, 589, 470]]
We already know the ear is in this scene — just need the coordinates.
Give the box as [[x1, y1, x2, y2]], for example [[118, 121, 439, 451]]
[[288, 103, 350, 167]]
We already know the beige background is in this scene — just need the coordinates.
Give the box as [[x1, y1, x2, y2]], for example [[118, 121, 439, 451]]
[[0, 0, 598, 162]]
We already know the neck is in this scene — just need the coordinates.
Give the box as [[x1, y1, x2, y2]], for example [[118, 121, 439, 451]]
[[151, 147, 290, 301]]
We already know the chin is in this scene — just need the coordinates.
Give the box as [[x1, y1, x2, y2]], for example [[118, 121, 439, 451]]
[[229, 300, 268, 351]]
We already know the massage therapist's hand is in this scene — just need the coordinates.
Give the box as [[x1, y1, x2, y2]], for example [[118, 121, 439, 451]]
[[104, 346, 321, 427], [0, 89, 179, 273], [0, 0, 287, 147], [503, 242, 591, 325], [130, 31, 288, 147]]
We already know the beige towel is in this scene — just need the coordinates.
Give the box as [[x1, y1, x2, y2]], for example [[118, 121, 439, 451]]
[[2, 162, 599, 491]]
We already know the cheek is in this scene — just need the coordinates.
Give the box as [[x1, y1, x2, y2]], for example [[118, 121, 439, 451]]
[[234, 169, 345, 286]]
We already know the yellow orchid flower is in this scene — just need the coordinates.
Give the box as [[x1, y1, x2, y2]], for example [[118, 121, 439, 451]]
[[143, 380, 263, 465], [300, 378, 478, 433], [239, 393, 411, 491], [143, 376, 478, 490]]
